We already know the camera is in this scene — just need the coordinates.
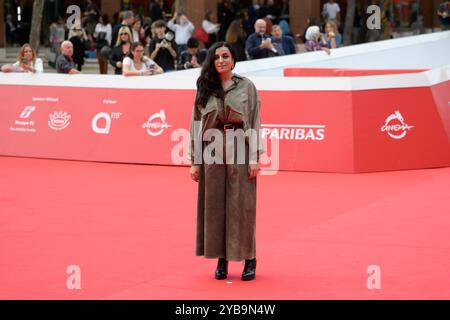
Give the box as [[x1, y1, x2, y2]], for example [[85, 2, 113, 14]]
[[161, 31, 174, 47]]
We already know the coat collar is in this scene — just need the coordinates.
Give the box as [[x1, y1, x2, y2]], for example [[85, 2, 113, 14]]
[[224, 73, 244, 92]]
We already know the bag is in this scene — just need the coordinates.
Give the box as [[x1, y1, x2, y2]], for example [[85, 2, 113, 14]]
[[95, 31, 108, 49], [100, 46, 112, 59], [195, 27, 209, 44]]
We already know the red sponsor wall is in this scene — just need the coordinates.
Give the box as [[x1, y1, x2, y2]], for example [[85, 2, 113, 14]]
[[1, 68, 449, 173]]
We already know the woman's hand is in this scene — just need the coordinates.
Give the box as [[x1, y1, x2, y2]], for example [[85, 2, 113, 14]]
[[190, 165, 200, 182], [248, 163, 259, 180], [19, 62, 32, 72]]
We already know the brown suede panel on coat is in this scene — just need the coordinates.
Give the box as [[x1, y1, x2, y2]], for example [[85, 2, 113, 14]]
[[190, 74, 262, 262]]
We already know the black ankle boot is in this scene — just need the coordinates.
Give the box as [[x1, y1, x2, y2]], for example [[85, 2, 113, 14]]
[[215, 258, 228, 280], [241, 258, 257, 281]]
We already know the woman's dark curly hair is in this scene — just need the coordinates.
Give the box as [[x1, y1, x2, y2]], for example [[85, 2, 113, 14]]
[[195, 42, 237, 108]]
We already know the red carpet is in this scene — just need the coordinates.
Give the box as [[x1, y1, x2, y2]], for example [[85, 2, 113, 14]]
[[1, 156, 449, 299]]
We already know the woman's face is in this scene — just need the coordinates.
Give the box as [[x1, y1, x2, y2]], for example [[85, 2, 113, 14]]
[[133, 45, 145, 59], [325, 23, 334, 34], [120, 31, 130, 43], [214, 46, 234, 74], [133, 20, 141, 31], [23, 46, 33, 62]]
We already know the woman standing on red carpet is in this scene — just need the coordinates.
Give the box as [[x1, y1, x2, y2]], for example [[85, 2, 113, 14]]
[[188, 42, 263, 281]]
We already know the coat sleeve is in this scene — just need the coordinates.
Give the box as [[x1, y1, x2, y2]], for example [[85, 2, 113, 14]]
[[109, 47, 119, 68], [188, 97, 202, 164], [247, 81, 264, 163]]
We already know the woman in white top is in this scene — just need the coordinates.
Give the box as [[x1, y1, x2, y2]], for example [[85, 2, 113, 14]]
[[94, 14, 112, 74], [132, 17, 145, 43], [1, 43, 43, 73], [122, 42, 164, 76], [94, 14, 112, 46], [202, 10, 220, 48]]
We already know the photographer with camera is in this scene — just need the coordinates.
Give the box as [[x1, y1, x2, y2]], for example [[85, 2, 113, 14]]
[[149, 20, 178, 72], [177, 37, 207, 70], [122, 42, 163, 77]]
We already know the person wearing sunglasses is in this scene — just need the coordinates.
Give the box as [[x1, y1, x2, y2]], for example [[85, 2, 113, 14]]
[[109, 27, 133, 75]]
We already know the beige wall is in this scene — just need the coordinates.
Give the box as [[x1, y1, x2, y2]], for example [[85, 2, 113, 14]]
[[101, 0, 122, 22], [290, 0, 320, 40]]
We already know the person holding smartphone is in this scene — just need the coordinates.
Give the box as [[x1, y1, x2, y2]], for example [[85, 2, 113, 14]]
[[245, 19, 279, 59], [122, 42, 164, 76], [1, 44, 43, 73]]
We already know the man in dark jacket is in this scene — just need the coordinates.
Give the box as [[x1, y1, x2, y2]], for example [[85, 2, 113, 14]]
[[56, 41, 80, 74], [271, 24, 296, 55], [245, 19, 280, 59], [177, 37, 207, 70]]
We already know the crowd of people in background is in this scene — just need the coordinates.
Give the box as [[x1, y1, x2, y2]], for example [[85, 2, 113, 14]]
[[2, 0, 450, 75]]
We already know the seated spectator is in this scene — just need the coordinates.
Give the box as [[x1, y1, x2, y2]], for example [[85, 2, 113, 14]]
[[94, 14, 112, 74], [123, 42, 163, 76], [149, 20, 178, 72], [271, 24, 296, 55], [245, 19, 280, 59], [56, 41, 80, 74], [109, 26, 132, 75], [132, 16, 146, 43], [111, 10, 134, 48], [323, 20, 342, 49], [304, 26, 330, 55], [1, 44, 43, 73], [177, 37, 207, 70], [167, 12, 195, 53], [69, 25, 88, 71], [225, 19, 247, 62], [202, 10, 220, 48], [437, 1, 450, 31]]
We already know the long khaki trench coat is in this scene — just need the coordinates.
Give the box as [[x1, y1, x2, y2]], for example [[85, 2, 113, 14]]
[[189, 74, 263, 261]]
